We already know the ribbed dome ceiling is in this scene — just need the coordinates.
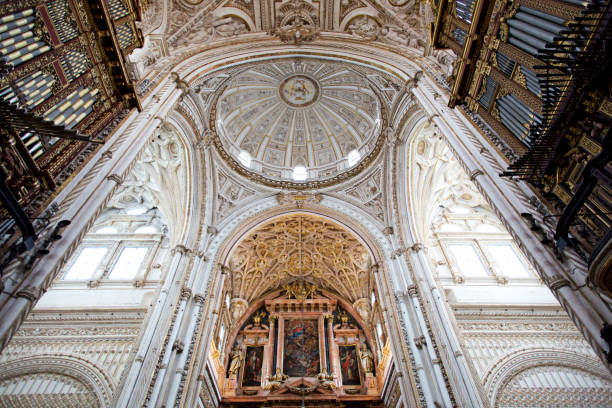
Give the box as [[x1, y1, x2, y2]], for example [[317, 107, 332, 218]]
[[214, 59, 384, 185]]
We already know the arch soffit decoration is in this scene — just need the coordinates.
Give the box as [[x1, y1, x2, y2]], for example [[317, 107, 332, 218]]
[[483, 348, 611, 405], [165, 110, 207, 245], [110, 120, 198, 246], [400, 116, 497, 243], [0, 354, 114, 407], [171, 42, 426, 93], [217, 209, 382, 269]]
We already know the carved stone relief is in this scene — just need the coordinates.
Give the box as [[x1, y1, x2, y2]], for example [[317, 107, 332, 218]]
[[340, 165, 386, 223], [108, 125, 188, 243]]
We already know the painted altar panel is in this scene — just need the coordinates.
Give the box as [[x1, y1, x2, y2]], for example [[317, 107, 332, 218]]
[[339, 345, 361, 386], [283, 319, 320, 377], [242, 346, 264, 387]]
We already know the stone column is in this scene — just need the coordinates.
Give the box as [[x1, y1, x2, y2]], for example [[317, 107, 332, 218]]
[[148, 280, 193, 407], [406, 245, 487, 407], [164, 293, 206, 407], [268, 315, 277, 378], [116, 244, 193, 407]]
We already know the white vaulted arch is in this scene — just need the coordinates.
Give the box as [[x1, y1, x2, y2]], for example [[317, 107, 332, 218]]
[[484, 349, 612, 407], [0, 355, 114, 407]]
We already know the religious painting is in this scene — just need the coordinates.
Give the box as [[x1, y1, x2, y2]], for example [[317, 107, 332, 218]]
[[242, 346, 264, 387], [339, 345, 361, 386], [283, 319, 320, 377]]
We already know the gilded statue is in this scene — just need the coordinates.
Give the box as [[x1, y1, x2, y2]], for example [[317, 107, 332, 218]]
[[265, 368, 288, 391], [285, 281, 317, 301], [316, 369, 337, 391], [252, 311, 266, 327], [339, 310, 349, 326], [359, 343, 375, 373], [228, 347, 243, 376]]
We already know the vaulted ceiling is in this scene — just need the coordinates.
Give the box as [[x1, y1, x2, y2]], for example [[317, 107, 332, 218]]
[[214, 58, 383, 183], [226, 214, 373, 303]]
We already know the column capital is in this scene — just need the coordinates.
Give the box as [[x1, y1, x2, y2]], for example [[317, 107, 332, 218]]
[[172, 244, 192, 255], [180, 287, 192, 300], [469, 169, 484, 182], [14, 285, 39, 302], [548, 276, 571, 292], [106, 173, 124, 185], [409, 243, 424, 253]]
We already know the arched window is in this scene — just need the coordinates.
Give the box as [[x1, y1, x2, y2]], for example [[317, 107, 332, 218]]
[[60, 206, 166, 284]]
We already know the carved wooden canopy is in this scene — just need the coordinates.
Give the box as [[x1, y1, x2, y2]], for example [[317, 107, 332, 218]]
[[226, 215, 373, 303]]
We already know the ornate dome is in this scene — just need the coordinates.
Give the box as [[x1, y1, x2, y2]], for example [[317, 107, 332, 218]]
[[212, 59, 386, 187]]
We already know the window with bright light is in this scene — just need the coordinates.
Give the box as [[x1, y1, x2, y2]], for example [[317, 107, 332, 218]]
[[476, 224, 501, 233], [238, 150, 252, 168], [347, 149, 361, 167], [95, 226, 118, 234], [218, 324, 225, 349], [126, 207, 147, 215], [448, 243, 488, 277], [439, 223, 463, 232], [488, 244, 530, 278], [292, 165, 307, 181], [64, 247, 108, 280], [134, 226, 157, 234], [108, 247, 148, 280]]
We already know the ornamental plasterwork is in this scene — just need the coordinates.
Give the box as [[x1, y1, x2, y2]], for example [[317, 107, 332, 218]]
[[132, 0, 445, 83], [497, 366, 612, 408], [108, 125, 188, 243], [157, 0, 428, 43], [215, 168, 267, 222], [407, 122, 491, 241], [335, 164, 386, 223], [0, 308, 145, 407], [0, 372, 97, 407], [210, 57, 390, 188], [452, 306, 612, 391], [226, 214, 372, 303]]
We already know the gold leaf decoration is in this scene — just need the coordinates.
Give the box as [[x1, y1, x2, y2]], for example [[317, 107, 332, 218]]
[[227, 215, 372, 303]]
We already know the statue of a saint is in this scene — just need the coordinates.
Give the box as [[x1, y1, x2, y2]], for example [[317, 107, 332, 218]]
[[359, 343, 375, 373], [265, 368, 288, 391], [228, 347, 242, 376], [316, 369, 337, 391]]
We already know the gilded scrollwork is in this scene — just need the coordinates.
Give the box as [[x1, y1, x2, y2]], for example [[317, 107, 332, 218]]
[[227, 215, 372, 303]]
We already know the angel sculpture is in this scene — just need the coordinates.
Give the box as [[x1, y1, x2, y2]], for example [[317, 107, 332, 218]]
[[265, 368, 289, 391]]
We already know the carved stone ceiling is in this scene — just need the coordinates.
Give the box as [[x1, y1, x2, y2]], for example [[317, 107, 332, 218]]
[[227, 214, 372, 303], [214, 59, 382, 184]]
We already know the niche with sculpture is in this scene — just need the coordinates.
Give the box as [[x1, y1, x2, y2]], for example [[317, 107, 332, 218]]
[[221, 281, 380, 403]]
